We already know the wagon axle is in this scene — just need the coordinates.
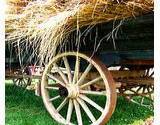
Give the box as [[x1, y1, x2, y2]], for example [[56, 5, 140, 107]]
[[59, 86, 68, 97], [59, 84, 82, 98], [66, 84, 80, 98]]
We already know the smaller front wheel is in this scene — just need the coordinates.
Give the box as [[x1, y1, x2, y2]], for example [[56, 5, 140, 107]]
[[13, 77, 31, 88], [12, 68, 32, 88]]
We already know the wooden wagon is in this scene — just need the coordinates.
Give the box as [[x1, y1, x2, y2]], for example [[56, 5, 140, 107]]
[[6, 12, 153, 125]]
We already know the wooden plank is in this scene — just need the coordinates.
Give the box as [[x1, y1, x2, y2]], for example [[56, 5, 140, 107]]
[[85, 70, 145, 80], [121, 59, 154, 66], [117, 78, 154, 86]]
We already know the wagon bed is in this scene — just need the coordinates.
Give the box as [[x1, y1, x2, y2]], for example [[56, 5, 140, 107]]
[[5, 12, 154, 125]]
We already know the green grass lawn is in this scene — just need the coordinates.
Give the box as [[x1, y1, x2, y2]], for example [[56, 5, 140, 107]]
[[5, 84, 153, 125]]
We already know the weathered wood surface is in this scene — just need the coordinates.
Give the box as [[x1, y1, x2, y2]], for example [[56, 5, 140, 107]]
[[67, 12, 153, 52]]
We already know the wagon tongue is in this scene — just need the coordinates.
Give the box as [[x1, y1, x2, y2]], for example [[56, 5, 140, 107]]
[[59, 86, 68, 97]]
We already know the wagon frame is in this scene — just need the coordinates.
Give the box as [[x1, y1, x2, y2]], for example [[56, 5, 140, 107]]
[[5, 12, 154, 125]]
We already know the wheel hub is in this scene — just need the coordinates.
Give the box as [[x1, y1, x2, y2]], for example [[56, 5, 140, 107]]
[[67, 84, 79, 98]]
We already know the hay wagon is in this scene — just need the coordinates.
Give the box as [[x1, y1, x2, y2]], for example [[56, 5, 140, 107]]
[[6, 12, 153, 125]]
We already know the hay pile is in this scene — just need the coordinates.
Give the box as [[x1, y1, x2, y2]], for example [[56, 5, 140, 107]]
[[5, 0, 153, 63]]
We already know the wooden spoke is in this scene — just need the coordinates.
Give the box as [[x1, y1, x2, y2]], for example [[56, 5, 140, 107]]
[[148, 87, 152, 93], [80, 76, 102, 89], [149, 86, 153, 91], [129, 88, 136, 94], [47, 73, 66, 87], [79, 94, 103, 112], [66, 99, 73, 124], [149, 71, 154, 77], [146, 69, 150, 76], [77, 64, 93, 85], [72, 56, 80, 84], [49, 95, 60, 102], [73, 99, 83, 125], [20, 80, 24, 86], [22, 79, 27, 85], [147, 87, 152, 98], [18, 79, 21, 86], [19, 79, 23, 84], [57, 98, 68, 112], [14, 79, 18, 83], [147, 87, 150, 93], [45, 86, 59, 90], [55, 64, 68, 84], [80, 90, 106, 96], [63, 57, 72, 84], [136, 86, 143, 93], [77, 98, 96, 123], [142, 87, 146, 94]]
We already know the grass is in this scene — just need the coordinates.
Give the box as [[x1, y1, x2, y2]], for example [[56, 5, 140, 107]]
[[5, 83, 153, 125]]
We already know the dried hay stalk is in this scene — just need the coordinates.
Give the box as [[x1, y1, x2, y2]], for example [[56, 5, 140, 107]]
[[5, 0, 153, 63]]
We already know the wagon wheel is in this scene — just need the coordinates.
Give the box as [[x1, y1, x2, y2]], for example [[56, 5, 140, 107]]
[[132, 68, 154, 109], [142, 67, 154, 94], [13, 76, 32, 88], [41, 52, 117, 125], [118, 67, 154, 109], [13, 68, 32, 88]]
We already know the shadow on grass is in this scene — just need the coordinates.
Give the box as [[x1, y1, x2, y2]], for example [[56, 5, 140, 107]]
[[5, 85, 153, 125]]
